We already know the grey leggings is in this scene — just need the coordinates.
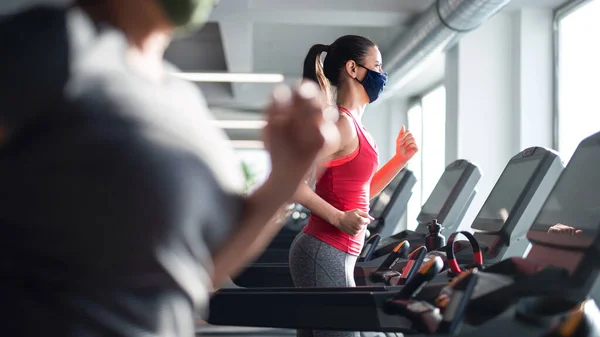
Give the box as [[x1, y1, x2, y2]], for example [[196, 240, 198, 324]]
[[289, 232, 360, 337]]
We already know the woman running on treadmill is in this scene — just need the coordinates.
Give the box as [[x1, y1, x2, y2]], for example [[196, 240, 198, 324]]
[[289, 35, 418, 337]]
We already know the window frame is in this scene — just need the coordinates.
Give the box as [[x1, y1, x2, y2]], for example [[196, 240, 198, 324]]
[[406, 99, 423, 201], [405, 84, 446, 226], [405, 100, 423, 228], [552, 0, 595, 150]]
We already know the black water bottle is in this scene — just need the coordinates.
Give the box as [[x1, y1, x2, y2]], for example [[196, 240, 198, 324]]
[[425, 219, 445, 251]]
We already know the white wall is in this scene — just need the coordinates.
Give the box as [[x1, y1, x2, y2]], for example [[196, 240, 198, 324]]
[[363, 97, 409, 165], [445, 8, 555, 231], [513, 9, 554, 150]]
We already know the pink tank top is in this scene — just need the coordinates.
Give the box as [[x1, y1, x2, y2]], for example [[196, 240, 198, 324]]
[[302, 107, 379, 256]]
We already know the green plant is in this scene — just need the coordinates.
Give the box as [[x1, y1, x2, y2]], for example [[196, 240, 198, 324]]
[[240, 161, 258, 194]]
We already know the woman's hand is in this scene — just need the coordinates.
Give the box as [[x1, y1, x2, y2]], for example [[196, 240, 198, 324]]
[[548, 223, 583, 236], [333, 209, 374, 236], [395, 125, 418, 162]]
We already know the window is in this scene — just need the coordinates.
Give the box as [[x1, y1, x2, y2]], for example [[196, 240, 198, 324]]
[[556, 0, 600, 163], [421, 86, 447, 201], [406, 104, 423, 229], [406, 86, 447, 229]]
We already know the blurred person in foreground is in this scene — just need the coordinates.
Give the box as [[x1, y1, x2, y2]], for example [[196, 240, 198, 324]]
[[0, 0, 339, 336]]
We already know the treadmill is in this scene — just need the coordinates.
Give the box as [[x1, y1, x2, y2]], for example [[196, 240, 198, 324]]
[[366, 168, 417, 239], [233, 162, 477, 288], [420, 146, 565, 276], [207, 132, 600, 335], [355, 147, 564, 285], [372, 159, 481, 258], [438, 136, 600, 337]]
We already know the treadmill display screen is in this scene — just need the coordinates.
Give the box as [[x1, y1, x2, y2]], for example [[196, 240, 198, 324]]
[[419, 169, 464, 220], [472, 159, 541, 232], [530, 144, 600, 248], [370, 170, 406, 219]]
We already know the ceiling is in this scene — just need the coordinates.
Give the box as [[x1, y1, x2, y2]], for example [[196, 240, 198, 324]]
[[164, 0, 569, 112], [165, 0, 431, 111], [1, 0, 570, 114]]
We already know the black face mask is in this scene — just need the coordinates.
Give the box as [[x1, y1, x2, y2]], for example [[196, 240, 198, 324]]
[[355, 63, 388, 103]]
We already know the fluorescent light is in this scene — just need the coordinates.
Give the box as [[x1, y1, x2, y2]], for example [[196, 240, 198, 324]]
[[171, 72, 284, 83], [230, 140, 265, 149], [213, 120, 267, 129]]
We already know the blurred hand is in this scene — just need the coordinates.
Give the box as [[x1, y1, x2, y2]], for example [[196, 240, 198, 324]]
[[262, 82, 340, 198], [334, 209, 374, 236], [548, 223, 583, 236], [395, 125, 418, 162]]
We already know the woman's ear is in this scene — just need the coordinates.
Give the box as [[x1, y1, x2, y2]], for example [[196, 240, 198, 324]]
[[344, 60, 358, 79]]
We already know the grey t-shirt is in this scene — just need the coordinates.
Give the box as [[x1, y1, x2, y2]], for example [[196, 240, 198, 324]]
[[0, 6, 245, 336]]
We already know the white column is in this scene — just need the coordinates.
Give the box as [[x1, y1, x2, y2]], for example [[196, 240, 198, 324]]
[[513, 9, 555, 151], [445, 13, 517, 230]]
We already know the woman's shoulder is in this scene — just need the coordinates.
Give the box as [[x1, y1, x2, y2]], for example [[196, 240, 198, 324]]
[[336, 111, 358, 141]]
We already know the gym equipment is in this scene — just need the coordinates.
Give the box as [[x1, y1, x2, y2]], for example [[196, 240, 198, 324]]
[[368, 241, 430, 287], [355, 147, 562, 286], [207, 131, 600, 336], [425, 219, 445, 251], [457, 147, 563, 264], [372, 159, 481, 259], [417, 147, 564, 279], [436, 269, 479, 334], [400, 246, 428, 284], [251, 168, 416, 265], [368, 168, 417, 238], [358, 233, 382, 262], [370, 241, 411, 284], [446, 231, 483, 276]]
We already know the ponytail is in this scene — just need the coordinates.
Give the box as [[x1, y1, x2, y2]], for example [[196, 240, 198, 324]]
[[302, 44, 333, 105]]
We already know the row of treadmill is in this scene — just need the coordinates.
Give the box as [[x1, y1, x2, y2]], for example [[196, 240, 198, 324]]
[[202, 132, 600, 337]]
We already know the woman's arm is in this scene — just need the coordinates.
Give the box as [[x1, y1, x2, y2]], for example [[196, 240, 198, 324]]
[[369, 155, 410, 199], [211, 176, 297, 286], [370, 126, 418, 199], [293, 182, 344, 226]]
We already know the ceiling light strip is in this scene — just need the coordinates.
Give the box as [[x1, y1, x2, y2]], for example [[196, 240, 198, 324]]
[[213, 120, 267, 129], [230, 140, 265, 149], [171, 72, 284, 83]]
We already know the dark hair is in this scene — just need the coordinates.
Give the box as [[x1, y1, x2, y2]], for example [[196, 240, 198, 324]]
[[302, 35, 376, 103]]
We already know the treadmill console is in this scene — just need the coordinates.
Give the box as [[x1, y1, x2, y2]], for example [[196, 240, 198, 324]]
[[418, 170, 464, 225], [415, 160, 482, 235], [470, 147, 563, 260], [472, 157, 541, 232], [528, 134, 600, 253], [368, 168, 417, 238], [375, 160, 480, 255], [370, 169, 406, 220], [524, 132, 600, 291]]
